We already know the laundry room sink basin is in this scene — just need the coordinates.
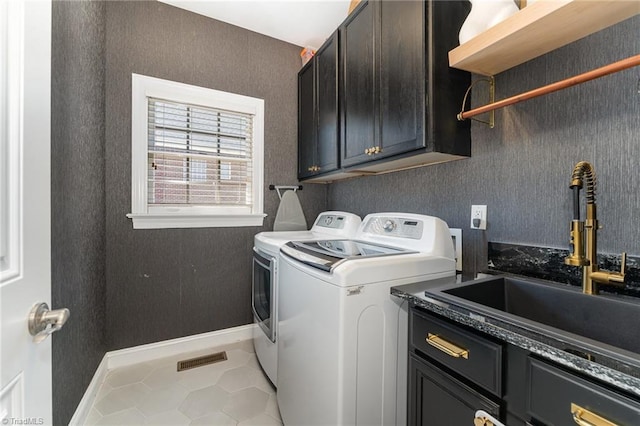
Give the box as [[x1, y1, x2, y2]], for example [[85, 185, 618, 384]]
[[436, 276, 640, 354]]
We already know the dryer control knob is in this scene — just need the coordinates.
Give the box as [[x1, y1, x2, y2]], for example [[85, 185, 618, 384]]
[[383, 220, 396, 232]]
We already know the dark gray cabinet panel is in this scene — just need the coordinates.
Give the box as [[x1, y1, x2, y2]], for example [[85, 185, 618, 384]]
[[411, 309, 503, 396], [527, 357, 640, 426], [378, 0, 424, 157], [409, 354, 500, 426], [341, 1, 376, 167], [298, 61, 315, 179], [298, 31, 340, 180], [315, 32, 339, 174]]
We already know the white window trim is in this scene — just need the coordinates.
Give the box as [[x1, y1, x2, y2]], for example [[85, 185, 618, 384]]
[[127, 73, 266, 229]]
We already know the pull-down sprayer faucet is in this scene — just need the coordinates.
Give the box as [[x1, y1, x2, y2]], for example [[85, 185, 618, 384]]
[[564, 161, 626, 294]]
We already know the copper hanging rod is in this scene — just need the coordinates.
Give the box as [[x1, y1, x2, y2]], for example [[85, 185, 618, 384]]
[[458, 54, 640, 122]]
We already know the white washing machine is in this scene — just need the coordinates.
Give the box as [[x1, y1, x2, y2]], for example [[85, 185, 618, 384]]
[[277, 213, 457, 426], [252, 212, 361, 386]]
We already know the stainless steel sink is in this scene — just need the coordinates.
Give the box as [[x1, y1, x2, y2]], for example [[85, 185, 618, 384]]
[[436, 276, 640, 355]]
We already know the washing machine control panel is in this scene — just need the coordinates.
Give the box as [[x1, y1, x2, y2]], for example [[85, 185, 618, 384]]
[[362, 217, 424, 240], [316, 214, 346, 229]]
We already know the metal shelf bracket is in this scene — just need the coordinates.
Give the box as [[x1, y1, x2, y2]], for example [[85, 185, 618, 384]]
[[457, 76, 495, 128], [456, 54, 640, 127]]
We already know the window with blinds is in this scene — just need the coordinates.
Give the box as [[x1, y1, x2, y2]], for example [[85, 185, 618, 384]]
[[129, 74, 265, 229], [148, 99, 253, 207]]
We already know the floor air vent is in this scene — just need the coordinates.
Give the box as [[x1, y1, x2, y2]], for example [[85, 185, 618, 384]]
[[176, 351, 227, 372]]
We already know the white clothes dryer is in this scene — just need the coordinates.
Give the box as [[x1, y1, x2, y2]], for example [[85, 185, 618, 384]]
[[252, 211, 361, 386]]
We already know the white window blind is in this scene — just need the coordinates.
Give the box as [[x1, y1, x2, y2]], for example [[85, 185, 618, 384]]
[[148, 99, 254, 207]]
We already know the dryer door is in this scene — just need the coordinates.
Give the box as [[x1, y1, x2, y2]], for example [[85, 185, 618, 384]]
[[252, 249, 276, 342]]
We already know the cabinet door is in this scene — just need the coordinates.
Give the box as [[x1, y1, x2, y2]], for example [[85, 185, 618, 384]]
[[409, 354, 500, 426], [341, 0, 376, 167], [315, 31, 339, 175], [297, 61, 316, 179], [378, 0, 425, 158]]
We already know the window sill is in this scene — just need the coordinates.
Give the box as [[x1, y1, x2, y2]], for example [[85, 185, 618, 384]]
[[126, 213, 266, 229]]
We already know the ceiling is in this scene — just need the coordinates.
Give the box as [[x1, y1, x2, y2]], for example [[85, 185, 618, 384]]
[[159, 0, 352, 50]]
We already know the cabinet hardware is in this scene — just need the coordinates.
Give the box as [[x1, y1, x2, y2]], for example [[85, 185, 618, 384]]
[[364, 147, 381, 156], [473, 416, 494, 426], [426, 333, 469, 359], [571, 403, 618, 426]]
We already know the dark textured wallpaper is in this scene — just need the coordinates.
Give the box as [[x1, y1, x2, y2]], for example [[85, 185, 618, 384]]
[[51, 3, 639, 422], [104, 1, 327, 350], [51, 1, 107, 424], [329, 16, 640, 280]]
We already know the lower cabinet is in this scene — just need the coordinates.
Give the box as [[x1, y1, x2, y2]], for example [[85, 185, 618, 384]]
[[409, 354, 499, 426], [409, 307, 504, 425], [409, 305, 640, 426]]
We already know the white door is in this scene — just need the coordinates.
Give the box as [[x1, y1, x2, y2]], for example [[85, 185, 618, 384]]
[[1, 1, 55, 424]]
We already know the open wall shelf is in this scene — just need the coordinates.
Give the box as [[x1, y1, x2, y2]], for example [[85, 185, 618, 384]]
[[449, 0, 640, 76]]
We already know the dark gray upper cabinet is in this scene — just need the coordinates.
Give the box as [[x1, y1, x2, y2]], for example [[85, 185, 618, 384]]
[[341, 0, 471, 173], [299, 0, 471, 182], [297, 31, 340, 180]]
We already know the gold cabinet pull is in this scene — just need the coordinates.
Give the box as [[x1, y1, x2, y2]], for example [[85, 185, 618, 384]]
[[571, 403, 618, 426], [426, 333, 469, 359], [374, 146, 382, 154], [473, 416, 494, 426]]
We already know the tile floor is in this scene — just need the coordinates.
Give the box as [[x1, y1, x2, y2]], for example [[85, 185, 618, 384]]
[[85, 340, 282, 425]]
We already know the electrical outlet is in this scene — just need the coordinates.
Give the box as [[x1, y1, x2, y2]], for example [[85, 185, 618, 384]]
[[470, 205, 487, 230]]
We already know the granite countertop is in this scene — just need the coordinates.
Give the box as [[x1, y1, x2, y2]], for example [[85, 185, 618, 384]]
[[391, 274, 640, 398]]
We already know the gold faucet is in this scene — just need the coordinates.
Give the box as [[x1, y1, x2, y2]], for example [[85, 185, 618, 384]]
[[564, 161, 627, 294]]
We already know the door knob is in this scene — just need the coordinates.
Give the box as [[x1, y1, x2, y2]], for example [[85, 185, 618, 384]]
[[28, 302, 70, 343]]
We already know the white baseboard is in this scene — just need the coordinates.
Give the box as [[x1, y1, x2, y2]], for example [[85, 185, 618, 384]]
[[107, 323, 256, 369], [69, 323, 257, 425], [68, 356, 108, 426]]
